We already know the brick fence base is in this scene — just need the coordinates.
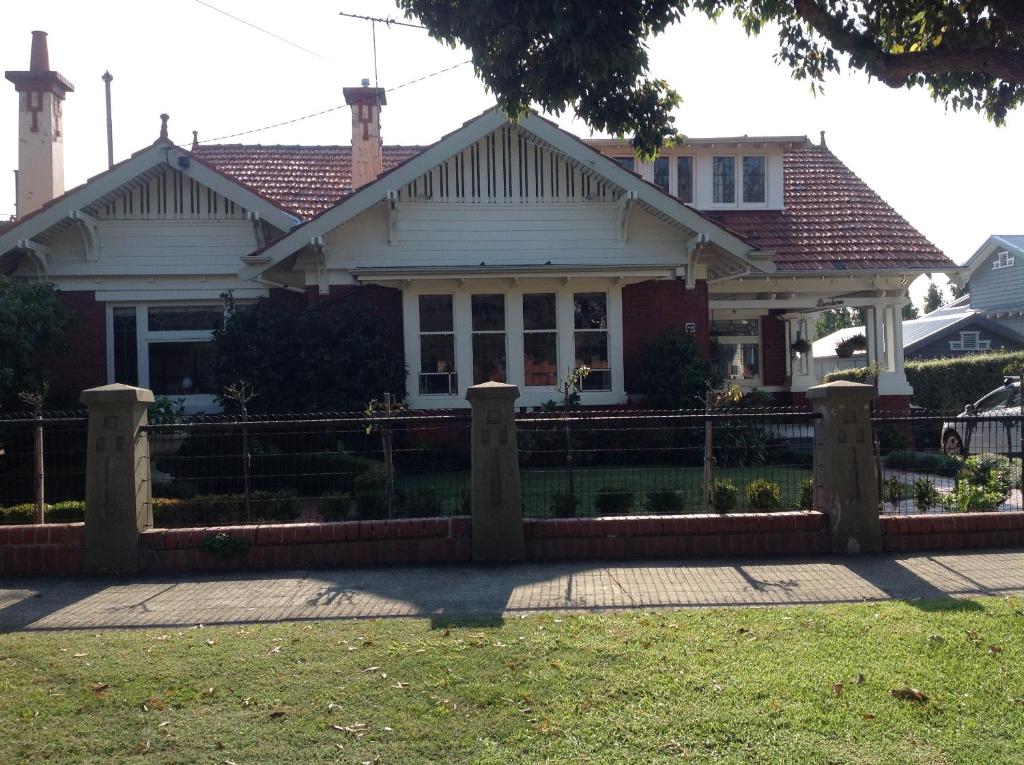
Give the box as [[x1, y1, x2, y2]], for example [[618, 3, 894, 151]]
[[3, 511, 1023, 576]]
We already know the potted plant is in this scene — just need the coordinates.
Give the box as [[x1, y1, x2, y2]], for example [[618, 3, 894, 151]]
[[147, 396, 188, 456], [790, 336, 812, 356], [834, 333, 866, 358]]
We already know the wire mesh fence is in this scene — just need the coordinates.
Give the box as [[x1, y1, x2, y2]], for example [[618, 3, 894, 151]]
[[0, 411, 88, 521], [516, 408, 817, 517], [874, 409, 1023, 515], [144, 411, 471, 526]]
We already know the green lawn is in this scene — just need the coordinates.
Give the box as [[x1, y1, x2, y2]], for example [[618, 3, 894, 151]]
[[398, 465, 813, 516], [2, 598, 1023, 763]]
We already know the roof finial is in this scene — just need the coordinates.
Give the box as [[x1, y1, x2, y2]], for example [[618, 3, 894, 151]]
[[191, 130, 199, 151], [819, 130, 827, 148], [159, 113, 169, 140]]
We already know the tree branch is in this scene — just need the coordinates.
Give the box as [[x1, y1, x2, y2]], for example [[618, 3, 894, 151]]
[[792, 0, 1024, 87]]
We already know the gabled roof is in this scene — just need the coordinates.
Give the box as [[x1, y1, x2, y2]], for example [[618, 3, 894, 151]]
[[0, 139, 302, 259], [960, 234, 1024, 280], [192, 144, 425, 219], [240, 108, 768, 280], [903, 311, 1024, 355], [705, 145, 954, 272]]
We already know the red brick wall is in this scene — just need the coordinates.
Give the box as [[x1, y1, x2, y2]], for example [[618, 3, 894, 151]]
[[305, 284, 403, 349], [880, 512, 1024, 552], [0, 523, 83, 575], [49, 291, 107, 405], [761, 310, 787, 387], [622, 279, 709, 391]]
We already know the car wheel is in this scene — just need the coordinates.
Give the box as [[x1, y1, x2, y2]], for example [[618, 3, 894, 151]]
[[942, 432, 964, 457]]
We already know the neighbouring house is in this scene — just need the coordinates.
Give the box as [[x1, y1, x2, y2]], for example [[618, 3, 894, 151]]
[[1, 32, 956, 412], [957, 235, 1024, 338]]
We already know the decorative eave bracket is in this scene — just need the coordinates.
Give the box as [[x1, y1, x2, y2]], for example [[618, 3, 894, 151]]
[[69, 210, 100, 262], [685, 233, 708, 288], [617, 191, 638, 242], [17, 238, 50, 271], [385, 191, 399, 246], [310, 235, 328, 296], [247, 211, 266, 250]]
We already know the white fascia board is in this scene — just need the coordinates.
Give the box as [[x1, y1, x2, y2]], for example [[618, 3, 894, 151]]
[[350, 263, 676, 280], [516, 113, 761, 264], [239, 108, 511, 280], [959, 235, 1020, 279]]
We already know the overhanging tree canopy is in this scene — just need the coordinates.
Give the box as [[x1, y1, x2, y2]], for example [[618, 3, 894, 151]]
[[398, 0, 1024, 156]]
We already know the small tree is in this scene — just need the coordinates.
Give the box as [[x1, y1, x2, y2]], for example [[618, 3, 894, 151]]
[[633, 331, 721, 409], [0, 278, 70, 408], [902, 301, 919, 321], [924, 280, 946, 314]]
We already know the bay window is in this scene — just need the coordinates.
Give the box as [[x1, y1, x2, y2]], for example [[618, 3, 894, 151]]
[[712, 318, 761, 383]]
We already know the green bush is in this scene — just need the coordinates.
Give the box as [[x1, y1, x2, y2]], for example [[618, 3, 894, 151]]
[[632, 331, 722, 409], [883, 476, 906, 512], [912, 477, 940, 514], [152, 491, 298, 527], [823, 351, 1024, 411], [959, 454, 1016, 501], [797, 478, 814, 509], [594, 484, 636, 516], [746, 480, 782, 510], [399, 488, 443, 518], [712, 479, 738, 512], [549, 493, 579, 518], [939, 481, 1005, 512], [645, 490, 686, 514], [0, 500, 85, 525], [319, 492, 354, 522], [884, 450, 962, 477], [0, 277, 71, 407]]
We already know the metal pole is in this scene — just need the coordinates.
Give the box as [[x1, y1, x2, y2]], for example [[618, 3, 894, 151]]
[[102, 71, 114, 169], [703, 391, 714, 512], [33, 409, 45, 524]]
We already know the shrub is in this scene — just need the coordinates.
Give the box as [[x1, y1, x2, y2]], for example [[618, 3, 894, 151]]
[[319, 492, 354, 522], [883, 476, 905, 513], [797, 478, 814, 509], [884, 450, 962, 477], [823, 351, 1024, 412], [939, 481, 1005, 513], [632, 331, 722, 409], [213, 294, 408, 412], [151, 491, 298, 527], [200, 532, 249, 557], [746, 480, 782, 510], [712, 479, 737, 512], [0, 277, 71, 407], [645, 490, 686, 514], [712, 422, 769, 467], [594, 484, 636, 516], [0, 500, 85, 525], [549, 493, 578, 518], [912, 478, 939, 514], [959, 454, 1016, 501], [399, 488, 443, 518]]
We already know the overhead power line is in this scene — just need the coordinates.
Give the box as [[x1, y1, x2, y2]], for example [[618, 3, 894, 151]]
[[337, 11, 427, 30], [196, 60, 472, 144], [192, 0, 335, 62]]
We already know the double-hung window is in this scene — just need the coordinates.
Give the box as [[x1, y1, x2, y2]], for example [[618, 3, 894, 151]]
[[653, 157, 670, 193], [712, 319, 761, 382], [742, 156, 766, 203], [712, 156, 736, 204], [676, 156, 693, 203], [523, 293, 558, 387], [471, 294, 507, 384], [573, 292, 611, 391], [419, 295, 458, 394]]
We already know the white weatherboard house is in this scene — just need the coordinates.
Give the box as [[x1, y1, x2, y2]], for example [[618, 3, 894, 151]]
[[1, 32, 956, 411]]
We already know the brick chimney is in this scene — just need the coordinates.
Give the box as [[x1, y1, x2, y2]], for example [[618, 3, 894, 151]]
[[5, 31, 74, 218], [343, 79, 386, 191]]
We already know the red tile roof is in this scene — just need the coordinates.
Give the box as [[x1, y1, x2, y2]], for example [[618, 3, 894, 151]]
[[705, 145, 951, 271], [192, 144, 425, 219]]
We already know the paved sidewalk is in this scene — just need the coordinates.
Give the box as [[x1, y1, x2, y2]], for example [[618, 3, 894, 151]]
[[1, 550, 1023, 632]]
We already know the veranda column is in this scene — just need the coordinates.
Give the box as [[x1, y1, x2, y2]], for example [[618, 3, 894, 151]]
[[466, 382, 525, 563], [80, 384, 155, 574], [807, 381, 881, 554], [874, 304, 913, 399]]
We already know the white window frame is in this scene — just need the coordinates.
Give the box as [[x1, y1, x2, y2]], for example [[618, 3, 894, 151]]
[[993, 250, 1015, 270], [675, 155, 695, 204], [710, 155, 738, 208], [417, 294, 459, 395], [708, 154, 770, 210], [402, 279, 625, 408], [949, 331, 991, 352], [522, 292, 559, 389], [470, 293, 509, 386], [710, 314, 763, 387], [105, 301, 228, 414], [741, 154, 768, 206]]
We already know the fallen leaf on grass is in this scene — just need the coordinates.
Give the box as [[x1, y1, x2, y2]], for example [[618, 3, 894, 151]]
[[134, 740, 151, 754], [332, 723, 369, 737], [832, 683, 844, 696], [861, 713, 876, 720], [91, 682, 109, 696], [73, 652, 88, 658], [268, 710, 287, 719], [391, 682, 410, 689], [327, 703, 343, 713], [205, 639, 217, 647], [158, 721, 170, 728], [856, 674, 866, 686], [265, 646, 282, 656], [142, 697, 166, 711], [988, 645, 1004, 655], [890, 688, 928, 702], [363, 666, 381, 673]]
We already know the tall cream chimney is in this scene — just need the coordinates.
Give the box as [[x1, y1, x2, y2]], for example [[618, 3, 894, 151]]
[[343, 79, 386, 191], [5, 31, 74, 218]]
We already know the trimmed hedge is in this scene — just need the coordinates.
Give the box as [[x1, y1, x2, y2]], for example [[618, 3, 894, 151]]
[[884, 449, 962, 477], [0, 500, 85, 525], [823, 350, 1024, 411]]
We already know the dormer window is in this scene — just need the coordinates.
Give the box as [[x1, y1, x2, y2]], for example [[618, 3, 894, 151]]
[[712, 156, 736, 204], [653, 157, 670, 193], [614, 156, 635, 172], [993, 250, 1015, 269], [676, 156, 693, 203], [742, 156, 766, 203]]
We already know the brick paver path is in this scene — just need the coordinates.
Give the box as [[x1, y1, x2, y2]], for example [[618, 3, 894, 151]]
[[2, 551, 1022, 632]]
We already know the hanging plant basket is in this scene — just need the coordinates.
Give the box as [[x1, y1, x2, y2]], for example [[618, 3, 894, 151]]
[[790, 337, 812, 356], [835, 334, 867, 358]]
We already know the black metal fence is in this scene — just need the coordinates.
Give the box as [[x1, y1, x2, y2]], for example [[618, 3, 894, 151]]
[[144, 411, 471, 525], [873, 409, 1023, 515], [516, 407, 817, 517], [0, 411, 88, 520]]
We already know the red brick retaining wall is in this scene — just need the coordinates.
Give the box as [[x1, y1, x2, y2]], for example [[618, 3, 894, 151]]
[[880, 512, 1024, 552], [0, 523, 83, 575]]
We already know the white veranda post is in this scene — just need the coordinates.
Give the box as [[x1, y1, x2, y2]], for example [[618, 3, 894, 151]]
[[866, 302, 912, 397], [784, 313, 817, 392]]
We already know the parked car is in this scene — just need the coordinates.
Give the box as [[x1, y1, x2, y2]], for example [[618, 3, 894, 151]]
[[941, 377, 1022, 456]]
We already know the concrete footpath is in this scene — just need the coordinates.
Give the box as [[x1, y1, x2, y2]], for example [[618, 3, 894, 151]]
[[1, 550, 1023, 632]]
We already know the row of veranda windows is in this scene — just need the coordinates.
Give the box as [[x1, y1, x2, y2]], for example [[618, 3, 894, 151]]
[[615, 155, 766, 205], [418, 292, 611, 395]]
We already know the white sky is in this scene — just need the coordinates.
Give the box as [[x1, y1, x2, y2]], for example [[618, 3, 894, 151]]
[[3, 0, 1021, 307]]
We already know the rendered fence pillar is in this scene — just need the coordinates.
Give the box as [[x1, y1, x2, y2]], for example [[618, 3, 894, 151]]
[[807, 381, 881, 554], [466, 382, 525, 563], [80, 384, 155, 574]]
